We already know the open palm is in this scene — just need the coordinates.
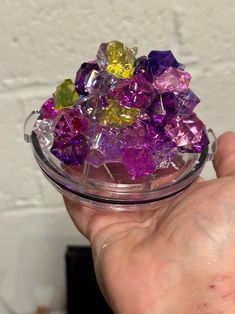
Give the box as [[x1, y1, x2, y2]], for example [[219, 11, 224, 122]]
[[64, 132, 235, 314]]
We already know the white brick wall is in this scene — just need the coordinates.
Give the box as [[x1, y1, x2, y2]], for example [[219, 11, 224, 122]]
[[0, 0, 235, 312]]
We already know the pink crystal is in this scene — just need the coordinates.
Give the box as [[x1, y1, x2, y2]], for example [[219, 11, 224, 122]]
[[164, 113, 207, 152], [153, 67, 191, 94], [41, 98, 58, 119]]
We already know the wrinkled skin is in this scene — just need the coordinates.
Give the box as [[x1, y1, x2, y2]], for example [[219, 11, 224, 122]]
[[64, 132, 235, 314]]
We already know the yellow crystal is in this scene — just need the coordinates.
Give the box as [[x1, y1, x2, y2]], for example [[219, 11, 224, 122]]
[[99, 99, 140, 128], [106, 41, 136, 79], [53, 79, 80, 110]]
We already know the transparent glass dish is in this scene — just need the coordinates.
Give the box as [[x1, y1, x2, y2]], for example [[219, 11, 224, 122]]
[[24, 111, 217, 212]]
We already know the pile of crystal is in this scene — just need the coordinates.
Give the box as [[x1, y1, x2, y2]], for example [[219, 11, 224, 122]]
[[34, 40, 209, 180]]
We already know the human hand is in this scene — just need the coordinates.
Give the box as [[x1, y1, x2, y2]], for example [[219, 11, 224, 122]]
[[64, 132, 235, 314]]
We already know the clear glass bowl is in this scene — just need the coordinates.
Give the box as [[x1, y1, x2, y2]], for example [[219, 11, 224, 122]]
[[24, 111, 217, 212]]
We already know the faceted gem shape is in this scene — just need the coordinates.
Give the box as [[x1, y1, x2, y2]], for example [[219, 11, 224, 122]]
[[165, 113, 209, 152], [147, 96, 166, 124], [122, 148, 156, 179], [53, 79, 80, 110], [96, 42, 109, 70], [111, 75, 154, 109], [41, 98, 58, 119], [33, 119, 54, 149], [175, 89, 200, 114], [51, 133, 89, 165], [134, 56, 149, 77], [148, 50, 184, 77], [186, 130, 209, 153], [51, 108, 89, 165], [99, 99, 140, 128], [106, 41, 136, 79], [75, 61, 101, 97], [87, 125, 125, 163], [153, 67, 191, 94], [147, 93, 177, 125], [78, 95, 109, 123], [119, 122, 148, 149], [86, 149, 106, 167], [53, 108, 89, 139]]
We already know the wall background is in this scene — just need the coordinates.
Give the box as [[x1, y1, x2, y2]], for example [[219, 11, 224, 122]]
[[0, 0, 235, 312]]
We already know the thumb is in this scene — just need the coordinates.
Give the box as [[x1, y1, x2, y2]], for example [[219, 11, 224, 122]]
[[213, 132, 235, 178]]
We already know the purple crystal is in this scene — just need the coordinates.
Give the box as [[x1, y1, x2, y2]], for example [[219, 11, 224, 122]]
[[147, 93, 177, 125], [50, 108, 89, 165], [75, 61, 101, 97], [51, 133, 89, 165], [111, 74, 154, 109], [122, 148, 156, 179], [153, 67, 191, 94], [175, 89, 200, 114], [165, 113, 209, 152], [147, 97, 166, 124], [148, 50, 184, 77], [134, 56, 150, 79], [146, 124, 175, 152], [41, 98, 58, 119]]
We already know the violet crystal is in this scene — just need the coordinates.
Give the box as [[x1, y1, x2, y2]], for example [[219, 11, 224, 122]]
[[148, 50, 184, 77], [75, 61, 101, 97]]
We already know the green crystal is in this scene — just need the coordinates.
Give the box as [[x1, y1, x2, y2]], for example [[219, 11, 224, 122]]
[[99, 99, 140, 128], [53, 79, 80, 110]]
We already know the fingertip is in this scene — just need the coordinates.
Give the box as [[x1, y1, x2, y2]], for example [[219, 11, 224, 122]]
[[213, 131, 235, 177]]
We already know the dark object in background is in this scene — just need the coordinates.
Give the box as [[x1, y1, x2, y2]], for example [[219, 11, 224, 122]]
[[66, 246, 113, 314]]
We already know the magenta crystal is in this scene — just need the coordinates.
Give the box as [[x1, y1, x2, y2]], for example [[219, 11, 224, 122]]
[[153, 67, 191, 94], [53, 108, 89, 137], [122, 148, 156, 179], [165, 113, 208, 152], [51, 133, 89, 165], [111, 74, 154, 109], [50, 108, 89, 165], [41, 98, 58, 119]]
